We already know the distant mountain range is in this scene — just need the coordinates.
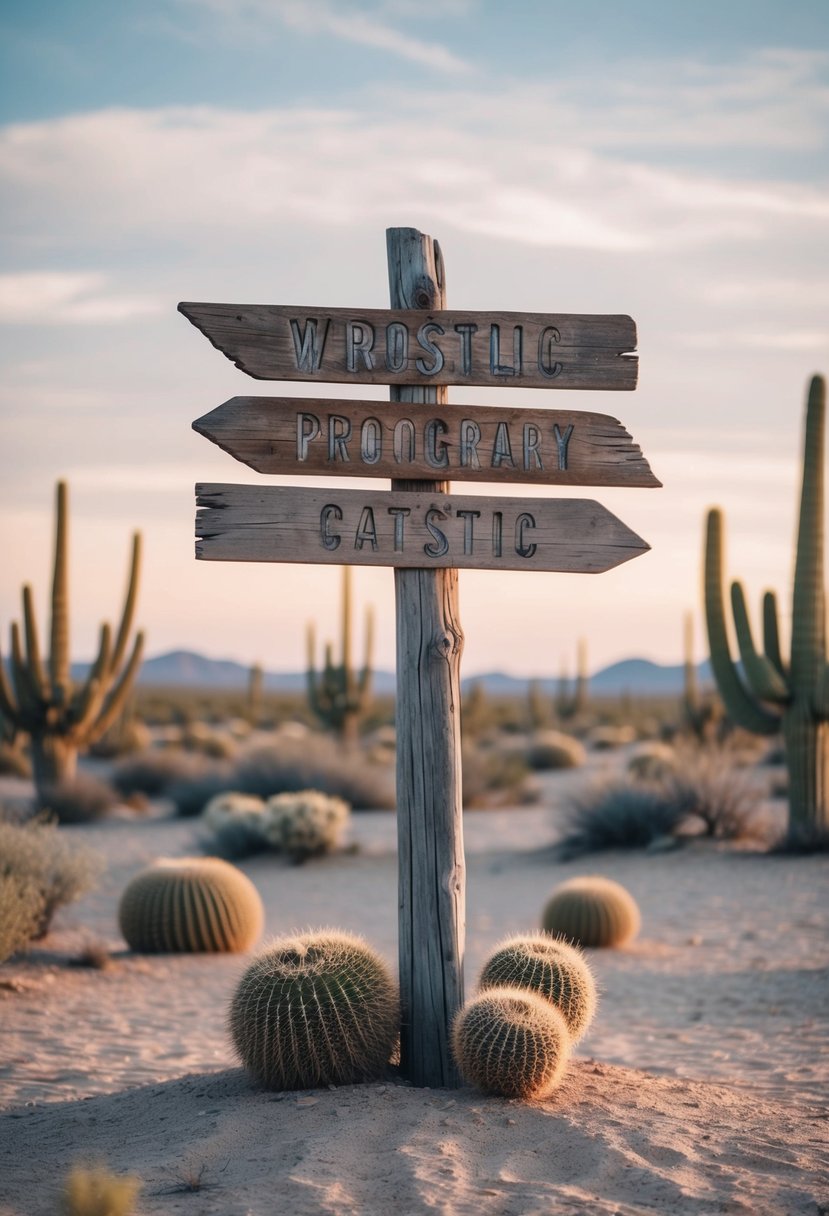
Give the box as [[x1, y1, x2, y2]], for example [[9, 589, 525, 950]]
[[63, 649, 714, 697]]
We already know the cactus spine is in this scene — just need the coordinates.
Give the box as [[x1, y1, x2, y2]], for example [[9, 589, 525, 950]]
[[228, 930, 399, 1090], [704, 375, 829, 843], [306, 566, 373, 744], [0, 482, 144, 802]]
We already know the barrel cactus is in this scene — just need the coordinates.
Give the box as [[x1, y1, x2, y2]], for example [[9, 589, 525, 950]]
[[704, 375, 829, 846], [228, 929, 399, 1090], [118, 857, 263, 953], [262, 790, 349, 862], [452, 987, 571, 1099], [541, 876, 640, 948], [478, 933, 597, 1043]]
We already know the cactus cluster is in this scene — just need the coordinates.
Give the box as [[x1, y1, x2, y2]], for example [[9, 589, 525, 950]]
[[228, 930, 398, 1090], [307, 567, 373, 744], [704, 375, 829, 844], [452, 932, 597, 1099], [118, 857, 263, 953], [541, 876, 640, 948], [202, 789, 349, 862], [0, 482, 144, 804]]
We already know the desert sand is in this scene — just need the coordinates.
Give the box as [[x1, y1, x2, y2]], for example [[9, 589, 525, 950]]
[[0, 760, 827, 1215]]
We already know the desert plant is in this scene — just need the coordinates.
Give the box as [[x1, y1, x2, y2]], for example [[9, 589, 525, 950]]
[[462, 743, 532, 807], [526, 730, 586, 771], [526, 679, 550, 730], [0, 738, 31, 778], [0, 874, 45, 963], [307, 567, 373, 744], [0, 482, 144, 805], [0, 814, 102, 942], [39, 772, 119, 824], [660, 745, 766, 840], [232, 741, 394, 809], [229, 929, 399, 1090], [451, 987, 571, 1099], [478, 933, 597, 1044], [118, 857, 263, 953], [541, 876, 640, 948], [112, 748, 222, 799], [61, 1164, 140, 1216], [248, 660, 264, 725], [705, 374, 829, 847], [557, 781, 685, 858], [262, 790, 350, 862], [556, 639, 589, 721], [587, 724, 636, 750], [626, 741, 677, 781]]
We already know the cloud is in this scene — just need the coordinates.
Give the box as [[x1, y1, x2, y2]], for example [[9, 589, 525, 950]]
[[179, 0, 471, 73], [0, 272, 165, 324]]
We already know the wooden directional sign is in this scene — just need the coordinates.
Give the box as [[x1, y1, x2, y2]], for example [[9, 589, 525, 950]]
[[195, 483, 650, 573], [178, 303, 637, 391], [193, 397, 661, 488]]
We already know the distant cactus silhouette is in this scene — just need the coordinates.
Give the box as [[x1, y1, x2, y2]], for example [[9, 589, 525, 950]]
[[452, 987, 571, 1099], [556, 639, 589, 720], [229, 930, 398, 1090], [306, 567, 373, 744], [0, 481, 144, 804], [119, 857, 263, 953], [704, 375, 829, 844], [541, 876, 640, 948], [478, 933, 597, 1043]]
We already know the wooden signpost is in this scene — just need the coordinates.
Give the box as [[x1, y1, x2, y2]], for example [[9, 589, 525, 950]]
[[182, 227, 660, 1089]]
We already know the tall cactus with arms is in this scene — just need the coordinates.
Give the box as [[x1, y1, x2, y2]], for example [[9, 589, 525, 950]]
[[306, 566, 373, 745], [704, 375, 828, 843], [0, 481, 144, 802]]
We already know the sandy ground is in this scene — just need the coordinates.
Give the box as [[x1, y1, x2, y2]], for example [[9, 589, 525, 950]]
[[0, 761, 827, 1215]]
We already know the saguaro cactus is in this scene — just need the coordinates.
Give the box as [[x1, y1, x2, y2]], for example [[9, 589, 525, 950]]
[[556, 638, 589, 720], [306, 566, 373, 744], [704, 375, 828, 843], [0, 482, 144, 801]]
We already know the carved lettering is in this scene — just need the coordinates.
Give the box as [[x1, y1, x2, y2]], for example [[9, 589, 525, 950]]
[[538, 326, 563, 379], [385, 321, 408, 373], [515, 512, 537, 558], [491, 421, 515, 468], [289, 317, 329, 372], [416, 323, 445, 376], [490, 324, 523, 377], [393, 418, 416, 463], [388, 506, 410, 551], [346, 320, 375, 372], [424, 507, 449, 558], [297, 412, 321, 461], [457, 509, 480, 555], [320, 504, 342, 550], [523, 423, 542, 470], [355, 506, 378, 551], [360, 417, 382, 465], [454, 323, 478, 375], [459, 419, 481, 469], [328, 415, 352, 462], [553, 423, 574, 470], [492, 511, 503, 558], [425, 419, 450, 469]]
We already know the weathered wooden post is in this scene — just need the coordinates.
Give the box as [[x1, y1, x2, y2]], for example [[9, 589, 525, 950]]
[[387, 228, 464, 1086]]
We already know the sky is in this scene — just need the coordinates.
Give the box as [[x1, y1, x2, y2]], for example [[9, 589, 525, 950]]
[[1, 0, 828, 679]]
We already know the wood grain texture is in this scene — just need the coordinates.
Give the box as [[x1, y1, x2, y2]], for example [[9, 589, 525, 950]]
[[194, 483, 650, 574], [192, 396, 661, 487], [178, 302, 637, 390], [387, 227, 465, 1090]]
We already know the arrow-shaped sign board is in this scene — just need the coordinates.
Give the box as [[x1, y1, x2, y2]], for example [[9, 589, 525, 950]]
[[195, 484, 650, 573], [178, 304, 637, 391], [193, 397, 661, 488]]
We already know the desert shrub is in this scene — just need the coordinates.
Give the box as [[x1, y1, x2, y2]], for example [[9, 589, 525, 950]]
[[167, 768, 237, 818], [660, 745, 767, 841], [40, 773, 119, 824], [526, 730, 586, 771], [0, 874, 44, 963], [627, 742, 677, 781], [586, 724, 637, 750], [0, 740, 31, 778], [557, 781, 684, 859], [61, 1164, 140, 1216], [200, 791, 271, 858], [233, 742, 394, 810], [181, 722, 238, 760], [0, 814, 103, 944], [462, 744, 533, 807], [89, 718, 152, 759], [111, 748, 218, 798], [262, 790, 350, 862]]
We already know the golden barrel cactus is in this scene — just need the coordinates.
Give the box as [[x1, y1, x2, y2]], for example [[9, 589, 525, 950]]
[[452, 987, 571, 1099], [541, 875, 640, 948], [478, 933, 597, 1043]]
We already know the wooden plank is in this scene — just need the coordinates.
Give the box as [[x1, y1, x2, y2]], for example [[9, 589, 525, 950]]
[[193, 396, 661, 487], [387, 227, 464, 1090], [195, 483, 650, 574], [178, 302, 637, 390]]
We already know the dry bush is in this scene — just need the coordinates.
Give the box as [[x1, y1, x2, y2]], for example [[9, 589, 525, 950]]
[[526, 730, 586, 771], [627, 742, 677, 781], [111, 748, 221, 798], [167, 768, 237, 818], [40, 773, 119, 824], [61, 1164, 140, 1216], [557, 782, 685, 860], [0, 874, 44, 963], [233, 742, 394, 810], [0, 813, 103, 945], [462, 744, 533, 807], [660, 745, 767, 841]]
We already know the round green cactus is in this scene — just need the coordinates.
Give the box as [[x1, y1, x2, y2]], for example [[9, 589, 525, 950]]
[[118, 857, 263, 953], [452, 986, 571, 1099], [478, 933, 597, 1043], [541, 875, 640, 948], [228, 929, 399, 1090]]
